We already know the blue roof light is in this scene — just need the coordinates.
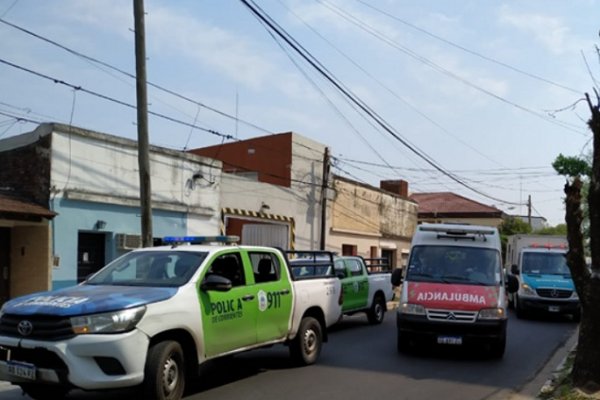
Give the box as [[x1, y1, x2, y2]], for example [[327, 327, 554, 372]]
[[163, 235, 240, 245]]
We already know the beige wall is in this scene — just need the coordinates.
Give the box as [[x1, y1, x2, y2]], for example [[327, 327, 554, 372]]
[[328, 178, 418, 268], [11, 225, 52, 297]]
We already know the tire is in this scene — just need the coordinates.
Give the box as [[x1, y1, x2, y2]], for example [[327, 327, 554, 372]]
[[397, 330, 409, 354], [143, 341, 186, 400], [489, 334, 506, 359], [19, 384, 68, 400], [367, 295, 386, 325], [515, 295, 526, 319], [290, 316, 322, 366]]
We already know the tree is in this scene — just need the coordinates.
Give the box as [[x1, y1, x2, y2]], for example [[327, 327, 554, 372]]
[[534, 223, 567, 236], [553, 90, 600, 390]]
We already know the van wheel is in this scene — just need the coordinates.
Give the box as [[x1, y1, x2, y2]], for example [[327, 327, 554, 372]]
[[515, 295, 527, 319], [572, 309, 581, 323], [397, 330, 409, 353], [143, 340, 185, 400], [489, 334, 506, 359], [290, 316, 322, 365], [19, 384, 68, 400], [367, 295, 386, 324]]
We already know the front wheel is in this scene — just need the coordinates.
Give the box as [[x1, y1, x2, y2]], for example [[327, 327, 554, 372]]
[[19, 384, 68, 400], [397, 330, 409, 353], [290, 316, 322, 365], [367, 295, 386, 324], [143, 340, 186, 400], [489, 334, 506, 359], [515, 295, 527, 319]]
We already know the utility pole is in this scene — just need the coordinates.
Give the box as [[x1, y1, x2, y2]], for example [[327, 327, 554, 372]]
[[133, 0, 153, 247], [320, 147, 330, 250], [527, 194, 532, 229]]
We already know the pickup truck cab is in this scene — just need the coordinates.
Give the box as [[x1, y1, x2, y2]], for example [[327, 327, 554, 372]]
[[0, 236, 342, 400], [392, 224, 518, 358], [334, 256, 394, 324]]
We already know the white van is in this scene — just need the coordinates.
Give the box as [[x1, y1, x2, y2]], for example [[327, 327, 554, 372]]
[[391, 223, 518, 358]]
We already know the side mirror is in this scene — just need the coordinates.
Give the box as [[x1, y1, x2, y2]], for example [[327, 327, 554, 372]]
[[336, 271, 346, 280], [511, 264, 520, 275], [391, 268, 403, 286], [201, 274, 232, 292], [506, 274, 519, 294]]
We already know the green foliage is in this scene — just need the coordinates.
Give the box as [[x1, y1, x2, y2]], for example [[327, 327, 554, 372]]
[[499, 216, 532, 236], [535, 224, 568, 235], [552, 154, 591, 178]]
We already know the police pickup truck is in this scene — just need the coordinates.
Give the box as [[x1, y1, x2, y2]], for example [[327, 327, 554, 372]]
[[334, 256, 394, 324], [0, 236, 343, 400]]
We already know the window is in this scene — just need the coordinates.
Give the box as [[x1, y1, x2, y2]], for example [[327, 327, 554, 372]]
[[346, 258, 363, 276], [206, 253, 246, 287], [249, 252, 280, 283], [342, 244, 357, 256]]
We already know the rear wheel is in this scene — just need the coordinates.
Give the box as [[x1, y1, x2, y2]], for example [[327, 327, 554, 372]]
[[367, 295, 386, 324], [143, 340, 186, 400], [19, 384, 68, 400], [290, 316, 322, 365]]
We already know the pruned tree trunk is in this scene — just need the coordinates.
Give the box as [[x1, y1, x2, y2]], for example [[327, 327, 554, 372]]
[[566, 92, 600, 389]]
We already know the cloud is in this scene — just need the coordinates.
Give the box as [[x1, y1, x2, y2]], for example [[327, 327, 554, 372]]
[[497, 5, 574, 55]]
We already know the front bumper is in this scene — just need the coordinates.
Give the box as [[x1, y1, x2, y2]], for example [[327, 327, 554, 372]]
[[0, 329, 149, 390], [396, 312, 506, 347], [519, 297, 580, 315]]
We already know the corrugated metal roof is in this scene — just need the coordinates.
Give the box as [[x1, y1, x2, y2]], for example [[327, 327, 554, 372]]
[[0, 193, 56, 219]]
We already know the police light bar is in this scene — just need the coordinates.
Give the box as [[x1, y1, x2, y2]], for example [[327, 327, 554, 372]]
[[163, 235, 240, 245], [529, 243, 567, 249]]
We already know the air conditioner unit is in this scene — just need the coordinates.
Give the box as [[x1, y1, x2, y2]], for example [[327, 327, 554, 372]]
[[116, 234, 142, 250]]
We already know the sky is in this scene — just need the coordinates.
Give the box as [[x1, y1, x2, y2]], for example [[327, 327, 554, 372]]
[[0, 0, 598, 226]]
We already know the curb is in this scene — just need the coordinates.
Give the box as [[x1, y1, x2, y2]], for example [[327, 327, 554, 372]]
[[511, 327, 579, 399]]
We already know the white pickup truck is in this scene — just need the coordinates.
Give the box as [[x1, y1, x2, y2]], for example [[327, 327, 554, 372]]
[[333, 256, 394, 324], [0, 236, 343, 400]]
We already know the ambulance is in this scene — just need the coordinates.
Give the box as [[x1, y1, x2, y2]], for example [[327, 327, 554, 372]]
[[391, 224, 518, 358]]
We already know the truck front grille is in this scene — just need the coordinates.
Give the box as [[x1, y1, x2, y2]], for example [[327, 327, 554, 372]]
[[426, 309, 477, 323], [536, 288, 573, 299], [0, 314, 74, 340]]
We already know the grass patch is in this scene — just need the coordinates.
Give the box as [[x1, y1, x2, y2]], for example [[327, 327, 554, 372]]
[[538, 351, 599, 399]]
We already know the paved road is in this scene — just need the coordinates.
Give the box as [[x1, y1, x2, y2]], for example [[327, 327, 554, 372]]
[[0, 309, 577, 400]]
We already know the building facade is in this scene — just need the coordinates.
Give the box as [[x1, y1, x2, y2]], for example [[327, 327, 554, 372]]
[[0, 123, 222, 292]]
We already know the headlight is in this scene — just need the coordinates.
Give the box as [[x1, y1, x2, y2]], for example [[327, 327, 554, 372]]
[[478, 308, 506, 320], [399, 303, 426, 315], [71, 306, 146, 334], [520, 283, 536, 296]]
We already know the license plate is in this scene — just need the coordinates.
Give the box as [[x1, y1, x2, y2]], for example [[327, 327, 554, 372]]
[[7, 361, 36, 380], [437, 336, 463, 345], [548, 306, 560, 312]]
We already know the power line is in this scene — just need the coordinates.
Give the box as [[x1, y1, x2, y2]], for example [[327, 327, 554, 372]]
[[239, 0, 525, 207], [315, 0, 587, 137], [353, 0, 582, 95], [0, 17, 273, 136], [0, 57, 237, 141]]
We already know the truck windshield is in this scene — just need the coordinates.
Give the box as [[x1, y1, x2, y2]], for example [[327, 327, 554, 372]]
[[522, 252, 570, 276], [405, 245, 501, 286], [85, 251, 207, 287]]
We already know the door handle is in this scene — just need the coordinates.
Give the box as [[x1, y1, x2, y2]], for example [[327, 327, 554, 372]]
[[242, 294, 255, 301], [279, 289, 290, 295]]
